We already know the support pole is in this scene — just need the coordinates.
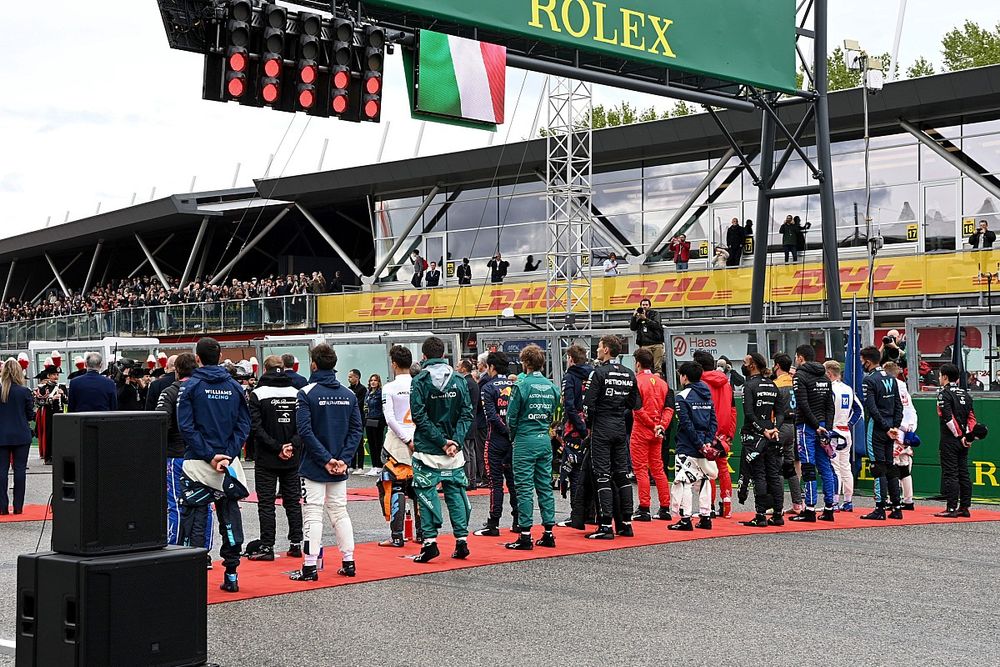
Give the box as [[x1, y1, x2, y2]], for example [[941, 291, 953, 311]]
[[367, 185, 441, 283], [129, 235, 175, 278], [899, 118, 1000, 202], [44, 253, 71, 297], [750, 108, 777, 324], [2, 259, 16, 303], [210, 207, 291, 285], [195, 227, 216, 283], [82, 241, 103, 295], [296, 204, 364, 277], [815, 0, 845, 323], [34, 253, 82, 302], [182, 217, 209, 287], [135, 234, 170, 290]]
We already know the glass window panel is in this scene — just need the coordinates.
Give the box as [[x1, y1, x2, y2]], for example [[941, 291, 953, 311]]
[[446, 197, 498, 231], [643, 210, 674, 249], [453, 186, 498, 202], [832, 145, 918, 190], [710, 156, 743, 202], [374, 206, 420, 238], [600, 213, 642, 242], [962, 180, 1000, 244], [962, 119, 1000, 137], [766, 196, 821, 252], [832, 185, 918, 247], [593, 165, 643, 185], [644, 172, 707, 211], [644, 158, 709, 177], [772, 157, 807, 189], [924, 183, 958, 252], [499, 223, 547, 257], [497, 180, 543, 197], [379, 194, 426, 210], [499, 193, 545, 225], [595, 181, 642, 215], [448, 228, 500, 260], [911, 325, 996, 394], [920, 143, 959, 180], [961, 134, 1000, 174]]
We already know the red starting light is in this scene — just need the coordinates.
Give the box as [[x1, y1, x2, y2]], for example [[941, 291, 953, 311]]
[[332, 93, 348, 113], [333, 70, 350, 90], [227, 77, 246, 98], [364, 99, 379, 119], [299, 88, 316, 108], [365, 76, 381, 95], [263, 57, 282, 78], [228, 51, 247, 73], [262, 82, 280, 103], [300, 65, 317, 85]]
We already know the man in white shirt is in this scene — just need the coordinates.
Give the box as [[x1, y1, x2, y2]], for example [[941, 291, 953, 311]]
[[824, 361, 863, 512], [602, 252, 620, 277], [377, 345, 422, 547], [884, 362, 918, 510]]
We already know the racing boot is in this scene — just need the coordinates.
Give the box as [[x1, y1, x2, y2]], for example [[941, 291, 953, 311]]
[[220, 571, 239, 593], [790, 508, 817, 522], [246, 545, 274, 562], [378, 536, 406, 548], [474, 520, 500, 537], [888, 506, 904, 520], [956, 507, 971, 518], [413, 540, 441, 563], [586, 525, 615, 540], [933, 508, 960, 518], [289, 565, 318, 582], [535, 530, 556, 548], [696, 516, 713, 530], [668, 517, 694, 531], [740, 513, 769, 528], [767, 514, 785, 526], [902, 503, 915, 511], [616, 523, 634, 537], [287, 543, 302, 558], [631, 506, 652, 522], [505, 532, 534, 550], [452, 539, 470, 560], [839, 501, 854, 513], [861, 507, 887, 521], [337, 561, 356, 577], [819, 507, 835, 522], [655, 507, 671, 521], [556, 519, 585, 530]]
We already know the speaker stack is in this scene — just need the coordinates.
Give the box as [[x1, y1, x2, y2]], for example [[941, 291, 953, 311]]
[[15, 413, 208, 667]]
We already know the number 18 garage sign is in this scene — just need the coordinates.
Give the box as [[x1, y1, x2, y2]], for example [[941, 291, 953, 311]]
[[365, 0, 797, 92]]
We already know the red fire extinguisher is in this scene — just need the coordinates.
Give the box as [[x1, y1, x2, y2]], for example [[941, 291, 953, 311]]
[[404, 509, 414, 541]]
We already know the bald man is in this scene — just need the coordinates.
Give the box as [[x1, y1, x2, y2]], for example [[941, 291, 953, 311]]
[[146, 354, 178, 410]]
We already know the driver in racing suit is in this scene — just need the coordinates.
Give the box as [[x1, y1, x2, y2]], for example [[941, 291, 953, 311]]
[[824, 360, 863, 512], [738, 353, 786, 527], [582, 335, 642, 540], [789, 344, 836, 523], [556, 344, 594, 530], [884, 361, 917, 510]]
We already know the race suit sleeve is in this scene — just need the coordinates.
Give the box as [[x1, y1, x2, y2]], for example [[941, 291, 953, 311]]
[[793, 373, 820, 430], [341, 394, 364, 463], [176, 381, 214, 462], [706, 401, 718, 445], [506, 382, 524, 442], [296, 391, 332, 467], [562, 376, 587, 435], [743, 381, 766, 437], [409, 377, 449, 451], [630, 377, 643, 411], [582, 370, 601, 426], [937, 389, 962, 437], [483, 382, 509, 436], [824, 385, 835, 429], [228, 390, 252, 460], [660, 388, 676, 430], [892, 386, 903, 429], [452, 380, 473, 445], [677, 396, 699, 446], [249, 392, 281, 452], [382, 384, 409, 442], [773, 385, 787, 430], [632, 383, 657, 432]]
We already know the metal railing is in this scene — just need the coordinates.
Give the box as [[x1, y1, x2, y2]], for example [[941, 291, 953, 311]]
[[0, 295, 317, 347]]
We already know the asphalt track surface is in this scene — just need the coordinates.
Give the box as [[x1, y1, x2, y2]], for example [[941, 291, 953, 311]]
[[2, 458, 999, 666]]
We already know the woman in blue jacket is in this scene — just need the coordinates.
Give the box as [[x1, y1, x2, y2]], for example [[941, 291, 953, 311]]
[[364, 374, 385, 476], [0, 358, 35, 514]]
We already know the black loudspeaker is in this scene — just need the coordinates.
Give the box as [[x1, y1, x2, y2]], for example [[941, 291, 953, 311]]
[[16, 546, 208, 667], [51, 412, 168, 555]]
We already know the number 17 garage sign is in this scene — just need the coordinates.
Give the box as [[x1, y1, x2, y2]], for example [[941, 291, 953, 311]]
[[365, 0, 797, 92]]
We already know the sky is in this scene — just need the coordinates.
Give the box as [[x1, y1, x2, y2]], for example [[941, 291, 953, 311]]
[[0, 0, 997, 239]]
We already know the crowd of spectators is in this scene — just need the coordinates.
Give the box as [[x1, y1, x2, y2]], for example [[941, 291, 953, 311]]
[[0, 271, 343, 324]]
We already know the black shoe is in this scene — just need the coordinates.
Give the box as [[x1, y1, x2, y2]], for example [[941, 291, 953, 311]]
[[956, 507, 971, 518], [655, 507, 671, 521], [474, 523, 500, 537], [337, 560, 356, 577], [617, 523, 634, 537], [452, 539, 471, 559], [379, 537, 406, 548], [668, 518, 694, 531], [287, 543, 302, 558], [536, 531, 556, 548], [902, 503, 915, 511], [247, 545, 274, 561], [586, 525, 615, 540], [219, 572, 239, 593], [556, 519, 585, 530], [740, 514, 768, 527], [861, 508, 886, 521], [767, 515, 785, 526], [289, 565, 318, 582], [934, 509, 960, 518], [413, 541, 440, 563], [696, 516, 713, 530], [631, 507, 652, 522], [505, 533, 534, 550], [790, 509, 816, 522], [819, 508, 835, 522], [510, 524, 523, 534], [888, 507, 904, 520]]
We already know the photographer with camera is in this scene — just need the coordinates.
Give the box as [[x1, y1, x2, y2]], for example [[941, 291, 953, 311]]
[[879, 329, 904, 365], [669, 234, 691, 271], [629, 298, 665, 373]]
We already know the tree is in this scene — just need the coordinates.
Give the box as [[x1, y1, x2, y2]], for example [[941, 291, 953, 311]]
[[907, 56, 936, 78], [942, 20, 1000, 71], [671, 101, 692, 117], [827, 46, 861, 91]]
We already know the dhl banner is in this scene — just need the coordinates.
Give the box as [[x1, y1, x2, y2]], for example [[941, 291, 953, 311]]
[[319, 250, 1000, 324]]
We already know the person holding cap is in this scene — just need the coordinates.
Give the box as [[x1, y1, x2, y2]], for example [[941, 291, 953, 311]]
[[33, 358, 66, 463]]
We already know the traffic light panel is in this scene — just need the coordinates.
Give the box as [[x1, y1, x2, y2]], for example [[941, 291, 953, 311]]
[[296, 12, 323, 113], [260, 3, 286, 107], [224, 0, 252, 100], [330, 66, 351, 116], [361, 25, 385, 122]]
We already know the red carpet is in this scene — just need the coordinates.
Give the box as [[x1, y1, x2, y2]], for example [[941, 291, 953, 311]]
[[242, 487, 491, 505], [0, 504, 50, 523], [206, 505, 1000, 604]]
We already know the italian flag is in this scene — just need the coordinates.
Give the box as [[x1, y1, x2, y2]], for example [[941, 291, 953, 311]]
[[417, 30, 506, 125]]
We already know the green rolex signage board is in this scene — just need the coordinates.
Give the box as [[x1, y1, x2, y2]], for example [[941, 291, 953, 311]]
[[366, 0, 797, 92]]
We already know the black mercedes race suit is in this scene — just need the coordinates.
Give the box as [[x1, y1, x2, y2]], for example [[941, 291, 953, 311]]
[[739, 375, 785, 515], [862, 367, 904, 509], [559, 363, 594, 528], [937, 383, 975, 511], [583, 360, 642, 528]]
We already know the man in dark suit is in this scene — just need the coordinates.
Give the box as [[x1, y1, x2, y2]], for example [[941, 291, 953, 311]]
[[282, 353, 308, 389], [68, 352, 118, 412], [145, 355, 177, 410]]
